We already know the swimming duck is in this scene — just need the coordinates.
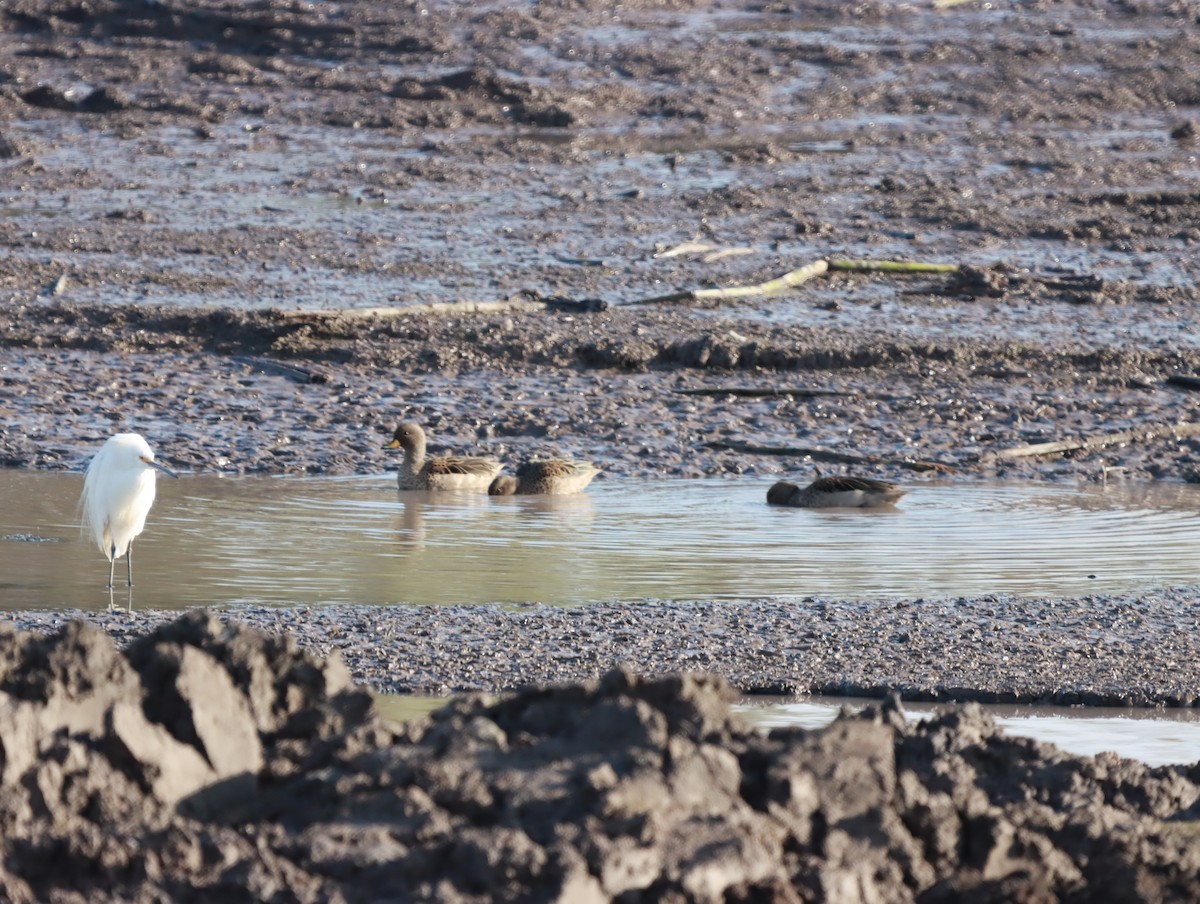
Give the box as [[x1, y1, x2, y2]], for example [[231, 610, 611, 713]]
[[489, 459, 601, 496], [767, 475, 905, 508], [384, 422, 502, 491]]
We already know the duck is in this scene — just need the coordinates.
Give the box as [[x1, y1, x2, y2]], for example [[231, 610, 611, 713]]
[[384, 422, 502, 491], [767, 474, 905, 509], [489, 459, 601, 495]]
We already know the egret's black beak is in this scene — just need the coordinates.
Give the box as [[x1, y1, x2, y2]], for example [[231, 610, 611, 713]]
[[141, 456, 180, 478]]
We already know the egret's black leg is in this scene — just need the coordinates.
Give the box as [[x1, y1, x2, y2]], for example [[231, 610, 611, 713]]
[[126, 541, 134, 587], [107, 542, 116, 589], [107, 584, 132, 614]]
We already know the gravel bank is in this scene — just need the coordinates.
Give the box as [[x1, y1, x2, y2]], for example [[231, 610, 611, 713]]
[[8, 588, 1200, 707]]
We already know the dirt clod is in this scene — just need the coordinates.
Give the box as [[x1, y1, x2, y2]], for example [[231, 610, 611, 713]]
[[0, 615, 1197, 902]]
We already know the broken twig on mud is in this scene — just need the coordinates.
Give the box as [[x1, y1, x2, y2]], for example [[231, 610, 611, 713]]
[[675, 387, 852, 399], [1166, 374, 1200, 392], [631, 256, 960, 306], [653, 241, 718, 259], [629, 260, 829, 305], [829, 259, 959, 274], [704, 440, 953, 473], [291, 293, 605, 319], [980, 422, 1200, 462], [652, 241, 755, 262], [232, 356, 328, 384]]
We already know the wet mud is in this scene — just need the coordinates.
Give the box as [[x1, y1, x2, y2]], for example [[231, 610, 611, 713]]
[[2, 0, 1200, 484], [2, 612, 1200, 904]]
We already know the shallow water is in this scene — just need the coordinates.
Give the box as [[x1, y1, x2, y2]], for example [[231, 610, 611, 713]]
[[372, 693, 1200, 767], [736, 697, 1200, 768], [2, 471, 1200, 610]]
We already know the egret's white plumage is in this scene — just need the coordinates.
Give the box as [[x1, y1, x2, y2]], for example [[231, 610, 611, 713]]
[[81, 433, 176, 587]]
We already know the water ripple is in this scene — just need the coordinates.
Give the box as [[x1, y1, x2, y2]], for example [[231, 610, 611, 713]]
[[2, 473, 1199, 609]]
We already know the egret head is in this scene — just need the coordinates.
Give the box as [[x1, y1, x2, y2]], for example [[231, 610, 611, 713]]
[[107, 433, 178, 477]]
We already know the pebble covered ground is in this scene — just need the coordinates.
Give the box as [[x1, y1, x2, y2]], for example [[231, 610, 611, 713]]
[[9, 589, 1200, 707]]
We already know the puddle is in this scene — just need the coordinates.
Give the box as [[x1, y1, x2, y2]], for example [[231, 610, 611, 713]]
[[2, 471, 1200, 610], [735, 697, 1200, 768], [370, 692, 1200, 766], [373, 694, 450, 724]]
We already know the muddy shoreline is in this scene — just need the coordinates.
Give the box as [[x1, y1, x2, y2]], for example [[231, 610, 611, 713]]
[[3, 0, 1200, 487], [4, 302, 1200, 485], [4, 1, 1200, 896]]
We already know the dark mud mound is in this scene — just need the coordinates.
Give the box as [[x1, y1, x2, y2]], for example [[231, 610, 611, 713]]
[[0, 614, 1198, 902]]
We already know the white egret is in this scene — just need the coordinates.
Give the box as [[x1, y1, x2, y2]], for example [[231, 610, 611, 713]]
[[81, 433, 178, 588]]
